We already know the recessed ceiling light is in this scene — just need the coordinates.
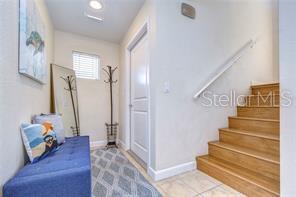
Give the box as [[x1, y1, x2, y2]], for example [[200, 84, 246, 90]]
[[84, 13, 103, 22], [89, 0, 102, 10]]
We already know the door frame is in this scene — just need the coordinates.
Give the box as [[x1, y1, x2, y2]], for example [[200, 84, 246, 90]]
[[124, 19, 151, 170]]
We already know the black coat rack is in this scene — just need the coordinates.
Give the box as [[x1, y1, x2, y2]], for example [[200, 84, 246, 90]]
[[103, 66, 118, 148], [61, 75, 80, 136]]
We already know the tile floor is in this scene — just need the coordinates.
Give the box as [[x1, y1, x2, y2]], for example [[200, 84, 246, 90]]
[[120, 149, 246, 197]]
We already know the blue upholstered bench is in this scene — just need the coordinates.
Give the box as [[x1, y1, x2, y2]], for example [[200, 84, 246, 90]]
[[3, 136, 91, 197]]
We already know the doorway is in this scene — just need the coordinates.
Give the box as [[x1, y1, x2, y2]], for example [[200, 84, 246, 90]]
[[126, 22, 150, 169]]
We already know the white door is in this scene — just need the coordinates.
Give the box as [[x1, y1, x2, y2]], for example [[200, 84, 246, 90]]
[[130, 35, 149, 164]]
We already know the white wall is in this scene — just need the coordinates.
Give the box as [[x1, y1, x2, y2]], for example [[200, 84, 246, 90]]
[[0, 0, 54, 195], [153, 0, 278, 171], [279, 1, 296, 196], [119, 0, 279, 176], [54, 30, 120, 145]]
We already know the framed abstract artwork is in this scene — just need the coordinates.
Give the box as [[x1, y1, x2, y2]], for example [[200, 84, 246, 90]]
[[19, 0, 46, 84]]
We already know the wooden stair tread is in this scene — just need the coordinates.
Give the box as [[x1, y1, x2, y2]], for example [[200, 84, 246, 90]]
[[219, 128, 279, 140], [196, 83, 280, 195], [229, 116, 279, 122], [246, 94, 280, 97], [237, 106, 279, 108], [198, 155, 280, 195], [237, 106, 279, 120], [244, 94, 280, 107], [209, 141, 279, 164], [251, 83, 279, 89]]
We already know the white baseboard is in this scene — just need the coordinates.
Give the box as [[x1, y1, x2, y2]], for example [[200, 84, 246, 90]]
[[117, 139, 128, 150], [90, 140, 107, 150], [148, 160, 196, 181], [90, 139, 127, 150]]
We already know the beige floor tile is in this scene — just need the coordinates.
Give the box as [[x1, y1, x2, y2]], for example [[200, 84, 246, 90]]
[[179, 171, 218, 194], [155, 176, 178, 186], [120, 148, 242, 196], [178, 169, 221, 184], [200, 185, 242, 197], [195, 170, 222, 185], [158, 179, 198, 197], [155, 186, 169, 197], [177, 170, 198, 178], [219, 185, 246, 197]]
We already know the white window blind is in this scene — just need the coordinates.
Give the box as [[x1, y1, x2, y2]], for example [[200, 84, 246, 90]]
[[73, 51, 100, 80]]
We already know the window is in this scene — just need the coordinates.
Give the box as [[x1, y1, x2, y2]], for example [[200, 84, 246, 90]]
[[73, 51, 100, 80]]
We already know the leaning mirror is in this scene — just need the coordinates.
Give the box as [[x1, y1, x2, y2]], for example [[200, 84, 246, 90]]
[[50, 64, 80, 136]]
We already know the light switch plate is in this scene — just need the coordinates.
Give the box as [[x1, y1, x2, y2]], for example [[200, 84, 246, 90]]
[[164, 81, 170, 93]]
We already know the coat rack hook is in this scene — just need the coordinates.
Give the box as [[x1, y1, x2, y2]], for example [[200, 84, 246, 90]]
[[103, 65, 119, 149]]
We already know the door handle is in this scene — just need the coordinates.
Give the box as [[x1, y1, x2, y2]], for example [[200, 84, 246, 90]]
[[129, 104, 133, 108]]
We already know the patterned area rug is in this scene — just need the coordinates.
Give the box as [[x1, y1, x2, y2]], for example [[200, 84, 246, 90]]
[[91, 148, 161, 197]]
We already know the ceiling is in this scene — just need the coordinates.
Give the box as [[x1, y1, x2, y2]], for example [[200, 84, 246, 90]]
[[45, 0, 145, 43]]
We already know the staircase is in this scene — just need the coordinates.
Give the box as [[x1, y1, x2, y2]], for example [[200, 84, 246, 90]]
[[196, 83, 280, 196]]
